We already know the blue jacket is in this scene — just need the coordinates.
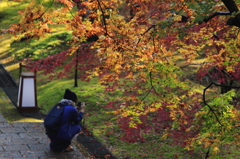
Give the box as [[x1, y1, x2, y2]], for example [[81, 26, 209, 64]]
[[47, 105, 84, 151]]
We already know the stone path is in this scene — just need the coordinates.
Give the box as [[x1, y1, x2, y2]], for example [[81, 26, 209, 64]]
[[0, 112, 87, 159]]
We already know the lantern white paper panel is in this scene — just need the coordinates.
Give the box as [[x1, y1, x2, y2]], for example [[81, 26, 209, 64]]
[[21, 78, 35, 107]]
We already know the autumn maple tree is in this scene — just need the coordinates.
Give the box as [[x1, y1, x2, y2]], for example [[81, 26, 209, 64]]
[[6, 0, 240, 157]]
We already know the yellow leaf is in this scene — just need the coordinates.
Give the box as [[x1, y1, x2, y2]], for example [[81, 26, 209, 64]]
[[212, 146, 220, 155]]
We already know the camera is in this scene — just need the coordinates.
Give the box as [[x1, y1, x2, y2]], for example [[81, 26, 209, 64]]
[[76, 102, 86, 110], [76, 102, 82, 109], [77, 102, 82, 107]]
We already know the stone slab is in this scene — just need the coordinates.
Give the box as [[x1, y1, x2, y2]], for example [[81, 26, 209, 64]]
[[0, 138, 13, 145], [27, 143, 49, 151], [23, 126, 45, 133], [12, 157, 39, 159], [11, 122, 44, 127], [0, 122, 13, 128], [11, 138, 39, 144], [0, 133, 21, 139], [1, 127, 26, 133], [0, 146, 4, 151], [20, 150, 47, 158], [3, 144, 30, 151], [0, 151, 23, 158], [19, 132, 46, 139]]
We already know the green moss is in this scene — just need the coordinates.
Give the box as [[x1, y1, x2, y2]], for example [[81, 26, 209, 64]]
[[0, 1, 28, 28], [37, 78, 111, 113], [10, 31, 72, 60]]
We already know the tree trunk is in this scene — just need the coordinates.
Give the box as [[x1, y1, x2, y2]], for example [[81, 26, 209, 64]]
[[221, 0, 240, 28], [74, 53, 79, 87]]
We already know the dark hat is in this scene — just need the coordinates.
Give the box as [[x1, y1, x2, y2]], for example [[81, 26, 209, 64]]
[[64, 89, 77, 102]]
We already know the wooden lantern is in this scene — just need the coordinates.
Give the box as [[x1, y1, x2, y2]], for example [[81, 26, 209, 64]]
[[17, 72, 38, 112]]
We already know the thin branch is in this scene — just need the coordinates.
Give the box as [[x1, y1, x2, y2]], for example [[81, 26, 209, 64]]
[[96, 0, 108, 35], [136, 25, 155, 45], [203, 83, 222, 126], [136, 4, 185, 45], [205, 145, 211, 159], [152, 36, 156, 53], [142, 25, 156, 36], [137, 71, 160, 107], [139, 71, 154, 103], [149, 71, 160, 95], [34, 0, 55, 21], [66, 3, 77, 20]]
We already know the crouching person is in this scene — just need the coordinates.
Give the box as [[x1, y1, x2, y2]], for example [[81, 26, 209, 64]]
[[44, 89, 85, 152]]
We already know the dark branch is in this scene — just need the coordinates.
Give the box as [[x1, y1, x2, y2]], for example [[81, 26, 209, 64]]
[[227, 13, 240, 27], [205, 146, 211, 159], [203, 83, 223, 126], [96, 0, 108, 35], [179, 12, 231, 24], [221, 0, 239, 13], [221, 0, 240, 27], [34, 0, 55, 21], [138, 71, 160, 106], [203, 12, 231, 23], [149, 71, 160, 95], [179, 15, 189, 22], [179, 0, 240, 27], [142, 25, 156, 36], [139, 71, 154, 103], [136, 25, 156, 45], [203, 82, 240, 126]]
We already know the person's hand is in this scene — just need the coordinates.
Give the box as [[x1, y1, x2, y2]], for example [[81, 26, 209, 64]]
[[81, 102, 86, 107], [80, 102, 86, 113]]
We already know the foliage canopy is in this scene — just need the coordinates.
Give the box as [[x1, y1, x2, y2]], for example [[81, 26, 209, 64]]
[[3, 0, 240, 157]]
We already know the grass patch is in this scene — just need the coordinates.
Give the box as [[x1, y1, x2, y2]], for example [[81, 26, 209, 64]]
[[37, 78, 111, 113], [0, 1, 28, 28], [10, 31, 72, 60]]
